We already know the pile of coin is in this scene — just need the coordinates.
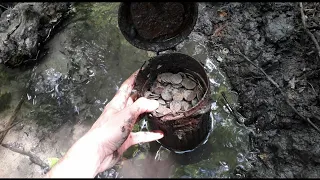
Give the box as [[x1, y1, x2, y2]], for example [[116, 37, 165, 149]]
[[144, 72, 204, 117]]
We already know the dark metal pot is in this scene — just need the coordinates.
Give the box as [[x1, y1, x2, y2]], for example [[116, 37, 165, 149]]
[[118, 2, 198, 52], [135, 53, 213, 152]]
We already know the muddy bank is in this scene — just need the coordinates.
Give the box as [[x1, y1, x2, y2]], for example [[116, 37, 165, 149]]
[[0, 2, 70, 67], [196, 2, 320, 178]]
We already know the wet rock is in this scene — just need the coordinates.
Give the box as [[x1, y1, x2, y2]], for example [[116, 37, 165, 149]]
[[264, 13, 294, 43], [0, 2, 70, 67], [194, 4, 214, 36]]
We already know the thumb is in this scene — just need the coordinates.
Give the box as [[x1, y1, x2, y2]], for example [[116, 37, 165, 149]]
[[118, 131, 164, 155]]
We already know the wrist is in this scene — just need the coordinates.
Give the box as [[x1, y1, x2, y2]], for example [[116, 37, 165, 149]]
[[47, 130, 105, 178]]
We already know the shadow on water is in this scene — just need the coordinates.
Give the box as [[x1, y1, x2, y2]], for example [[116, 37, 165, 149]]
[[0, 2, 256, 178]]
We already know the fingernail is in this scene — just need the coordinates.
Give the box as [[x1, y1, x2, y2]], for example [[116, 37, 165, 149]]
[[154, 133, 164, 139], [152, 130, 164, 138], [149, 99, 159, 110]]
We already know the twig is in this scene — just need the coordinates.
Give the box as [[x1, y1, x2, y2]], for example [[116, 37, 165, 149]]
[[221, 92, 244, 125], [0, 66, 36, 143], [0, 120, 22, 133], [307, 81, 317, 95], [1, 143, 48, 169], [0, 4, 8, 10], [300, 2, 320, 59], [43, 16, 63, 43], [312, 113, 320, 122], [234, 49, 320, 133]]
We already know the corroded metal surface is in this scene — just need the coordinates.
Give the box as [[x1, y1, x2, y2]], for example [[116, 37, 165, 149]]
[[118, 2, 198, 52], [135, 53, 212, 151]]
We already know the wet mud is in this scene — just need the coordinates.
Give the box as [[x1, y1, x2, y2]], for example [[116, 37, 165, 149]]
[[196, 2, 320, 178]]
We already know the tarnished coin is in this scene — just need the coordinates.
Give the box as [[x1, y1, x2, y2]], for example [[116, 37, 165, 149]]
[[172, 83, 182, 88], [183, 89, 197, 102], [185, 72, 197, 82], [191, 98, 198, 106], [161, 89, 172, 101], [149, 96, 159, 100], [178, 72, 186, 78], [144, 91, 152, 98], [151, 82, 165, 95], [181, 100, 191, 111], [181, 77, 197, 90], [156, 105, 171, 116], [170, 73, 183, 84], [158, 72, 173, 83], [170, 101, 182, 113], [153, 86, 165, 95], [165, 84, 173, 92], [145, 91, 159, 99], [195, 86, 204, 100], [172, 92, 184, 101], [172, 88, 179, 94], [158, 99, 166, 105], [156, 74, 163, 82], [172, 88, 184, 101], [149, 71, 204, 115]]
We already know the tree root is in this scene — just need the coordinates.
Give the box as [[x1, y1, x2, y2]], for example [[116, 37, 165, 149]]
[[234, 49, 320, 134], [0, 4, 8, 10], [300, 2, 320, 59], [1, 143, 48, 169], [0, 66, 36, 143]]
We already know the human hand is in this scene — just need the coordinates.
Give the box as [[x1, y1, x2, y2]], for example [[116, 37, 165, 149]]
[[88, 70, 163, 173], [46, 70, 163, 178]]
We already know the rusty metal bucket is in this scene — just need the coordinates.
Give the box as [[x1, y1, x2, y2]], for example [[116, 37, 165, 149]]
[[118, 2, 198, 52], [134, 53, 213, 152]]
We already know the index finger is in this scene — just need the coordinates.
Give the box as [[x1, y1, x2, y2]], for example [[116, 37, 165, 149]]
[[102, 97, 159, 149], [106, 70, 139, 112]]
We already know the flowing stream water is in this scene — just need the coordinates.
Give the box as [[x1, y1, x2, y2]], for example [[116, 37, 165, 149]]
[[0, 2, 256, 178]]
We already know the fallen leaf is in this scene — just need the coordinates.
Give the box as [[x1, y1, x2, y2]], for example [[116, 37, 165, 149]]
[[218, 10, 228, 18], [47, 157, 59, 169]]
